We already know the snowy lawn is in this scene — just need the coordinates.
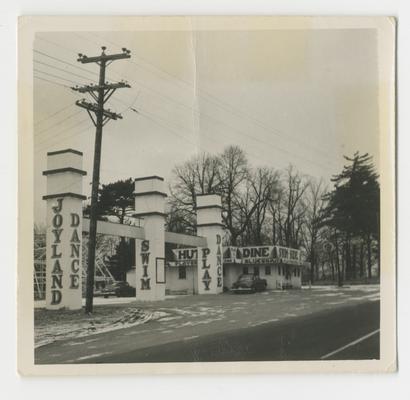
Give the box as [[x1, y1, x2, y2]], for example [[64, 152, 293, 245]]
[[35, 284, 379, 349], [34, 305, 169, 348]]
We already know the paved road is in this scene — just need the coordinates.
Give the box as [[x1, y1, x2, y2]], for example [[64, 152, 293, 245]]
[[38, 300, 379, 364]]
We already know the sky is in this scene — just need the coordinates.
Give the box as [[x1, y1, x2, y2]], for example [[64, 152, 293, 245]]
[[34, 28, 379, 224]]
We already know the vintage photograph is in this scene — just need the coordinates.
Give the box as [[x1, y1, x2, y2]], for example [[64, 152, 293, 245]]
[[18, 16, 396, 374]]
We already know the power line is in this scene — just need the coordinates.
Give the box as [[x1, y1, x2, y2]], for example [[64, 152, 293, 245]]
[[35, 109, 82, 136], [34, 83, 138, 154], [138, 111, 198, 148], [34, 68, 79, 85], [36, 35, 79, 55], [34, 75, 71, 89], [35, 122, 91, 155], [34, 59, 97, 83], [106, 82, 332, 170], [35, 117, 90, 149], [92, 32, 336, 162], [131, 102, 332, 171], [73, 46, 132, 314], [113, 84, 332, 170], [35, 35, 337, 171], [103, 92, 198, 148], [34, 102, 74, 127], [34, 48, 100, 78], [50, 123, 92, 147], [90, 32, 193, 91]]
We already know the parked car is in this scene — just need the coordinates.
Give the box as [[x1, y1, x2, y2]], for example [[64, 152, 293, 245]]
[[114, 281, 136, 297], [102, 282, 136, 298], [231, 274, 267, 293], [101, 283, 117, 298]]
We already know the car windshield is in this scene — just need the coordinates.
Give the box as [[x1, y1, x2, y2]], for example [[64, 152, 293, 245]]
[[238, 275, 253, 282]]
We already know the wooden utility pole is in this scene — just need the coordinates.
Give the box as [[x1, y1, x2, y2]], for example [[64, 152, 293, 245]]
[[72, 46, 131, 313]]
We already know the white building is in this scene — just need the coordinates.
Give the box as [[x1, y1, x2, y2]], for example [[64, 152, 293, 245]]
[[127, 244, 304, 295]]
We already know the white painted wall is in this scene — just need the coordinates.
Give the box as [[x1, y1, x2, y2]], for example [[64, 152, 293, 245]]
[[223, 263, 302, 290], [126, 267, 136, 288], [165, 265, 198, 295]]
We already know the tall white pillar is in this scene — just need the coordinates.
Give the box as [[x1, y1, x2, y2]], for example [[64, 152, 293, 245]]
[[42, 149, 86, 310], [196, 194, 224, 294], [134, 176, 166, 301]]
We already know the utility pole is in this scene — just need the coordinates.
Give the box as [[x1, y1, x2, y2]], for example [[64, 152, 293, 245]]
[[72, 46, 131, 314]]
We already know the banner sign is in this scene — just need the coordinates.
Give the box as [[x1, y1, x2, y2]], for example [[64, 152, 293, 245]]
[[170, 247, 199, 267], [171, 245, 302, 266], [223, 246, 241, 263], [240, 245, 302, 264]]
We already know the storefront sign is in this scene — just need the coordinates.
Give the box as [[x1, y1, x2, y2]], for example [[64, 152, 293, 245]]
[[171, 248, 199, 267], [236, 245, 302, 265]]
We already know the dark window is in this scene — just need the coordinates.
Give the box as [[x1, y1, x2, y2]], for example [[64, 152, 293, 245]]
[[278, 266, 281, 275], [265, 265, 271, 275], [178, 266, 186, 280], [243, 266, 249, 275], [254, 266, 260, 276], [223, 266, 226, 277]]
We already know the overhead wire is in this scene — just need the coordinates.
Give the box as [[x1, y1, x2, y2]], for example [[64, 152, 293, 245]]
[[91, 32, 336, 161], [34, 59, 98, 83], [108, 82, 333, 171], [34, 102, 75, 127], [34, 48, 99, 78], [34, 36, 336, 172], [34, 75, 71, 89], [34, 69, 79, 85], [35, 109, 83, 136], [35, 117, 91, 150], [35, 87, 138, 156]]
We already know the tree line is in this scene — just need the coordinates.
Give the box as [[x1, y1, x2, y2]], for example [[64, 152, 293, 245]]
[[167, 146, 380, 285], [82, 145, 380, 285]]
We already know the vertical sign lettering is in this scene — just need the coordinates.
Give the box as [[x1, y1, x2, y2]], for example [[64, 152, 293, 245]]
[[50, 198, 63, 305], [216, 234, 222, 287], [140, 240, 151, 290], [201, 247, 211, 290], [69, 212, 81, 289]]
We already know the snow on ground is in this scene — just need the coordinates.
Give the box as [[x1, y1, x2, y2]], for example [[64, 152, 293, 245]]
[[35, 296, 138, 309], [34, 284, 379, 348], [35, 308, 169, 348]]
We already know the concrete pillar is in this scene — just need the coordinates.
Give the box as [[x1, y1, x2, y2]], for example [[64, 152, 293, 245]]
[[42, 149, 86, 310], [196, 194, 224, 294], [134, 176, 166, 301]]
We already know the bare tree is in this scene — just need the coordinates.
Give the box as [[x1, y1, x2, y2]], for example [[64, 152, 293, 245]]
[[301, 177, 327, 284], [268, 165, 308, 248], [167, 152, 221, 232], [218, 146, 250, 245], [246, 167, 280, 245]]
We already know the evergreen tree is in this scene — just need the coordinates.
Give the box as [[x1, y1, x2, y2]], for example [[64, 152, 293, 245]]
[[83, 178, 134, 224], [83, 178, 136, 282], [98, 178, 135, 224], [323, 152, 380, 279], [107, 239, 135, 281]]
